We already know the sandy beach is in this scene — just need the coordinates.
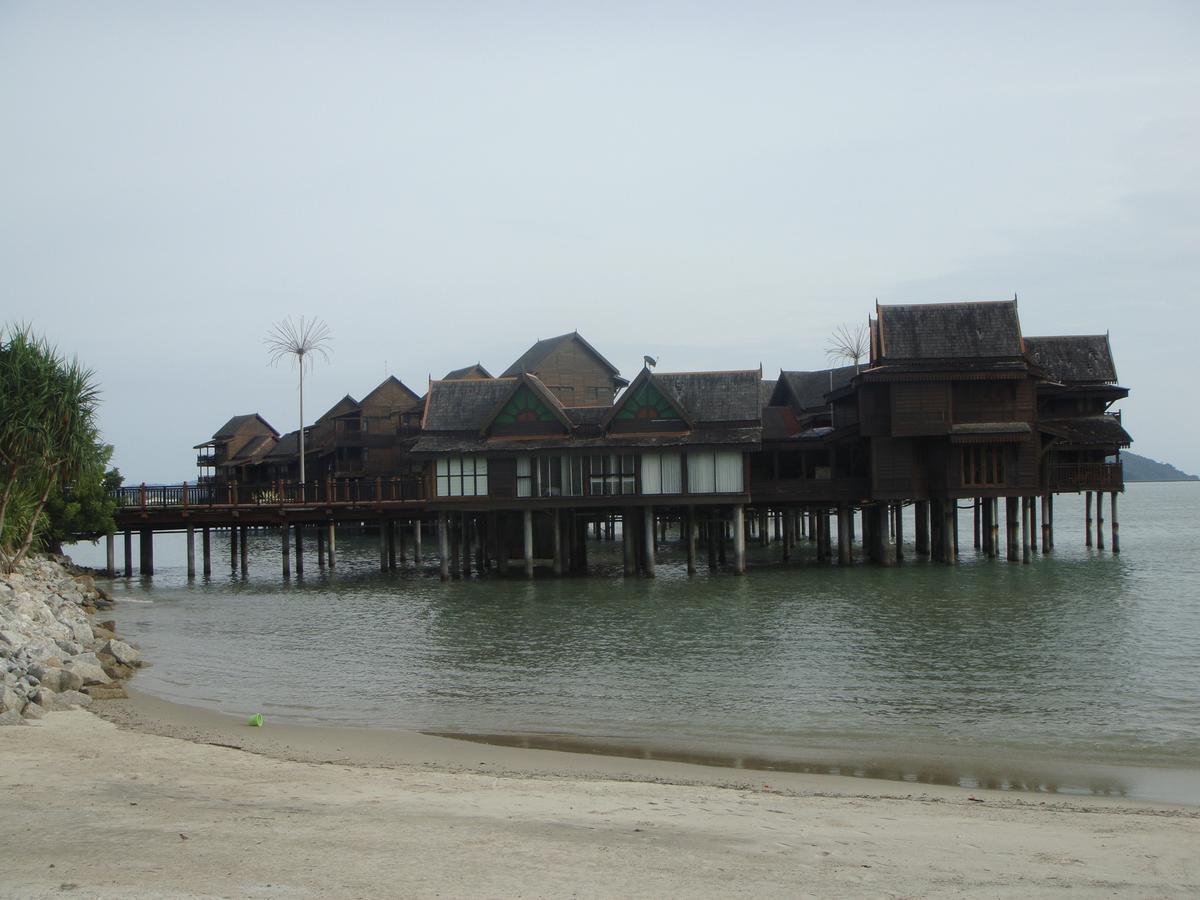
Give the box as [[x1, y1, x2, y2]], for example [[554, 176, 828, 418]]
[[2, 694, 1198, 899]]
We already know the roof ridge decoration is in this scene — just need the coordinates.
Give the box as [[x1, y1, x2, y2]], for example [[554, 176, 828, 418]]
[[481, 373, 573, 436], [600, 367, 694, 431]]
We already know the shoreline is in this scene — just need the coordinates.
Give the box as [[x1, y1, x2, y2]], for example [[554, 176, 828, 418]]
[[97, 685, 1200, 815]]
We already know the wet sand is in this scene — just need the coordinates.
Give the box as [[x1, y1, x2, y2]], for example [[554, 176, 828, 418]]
[[1, 694, 1198, 898]]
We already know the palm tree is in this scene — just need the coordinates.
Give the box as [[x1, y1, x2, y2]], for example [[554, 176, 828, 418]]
[[826, 322, 870, 372], [266, 317, 332, 494]]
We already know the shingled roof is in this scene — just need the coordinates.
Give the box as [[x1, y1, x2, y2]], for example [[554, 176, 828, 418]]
[[877, 300, 1023, 361], [211, 414, 278, 441], [224, 433, 277, 464], [263, 430, 300, 461], [420, 378, 517, 432], [1041, 415, 1132, 447], [501, 331, 624, 380], [775, 366, 857, 410], [443, 363, 493, 381], [650, 370, 762, 423], [1024, 335, 1118, 384]]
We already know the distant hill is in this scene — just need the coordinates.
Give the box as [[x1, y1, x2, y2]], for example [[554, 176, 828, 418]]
[[1122, 452, 1199, 482]]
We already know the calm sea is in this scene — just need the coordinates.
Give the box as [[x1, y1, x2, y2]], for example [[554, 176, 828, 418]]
[[70, 482, 1200, 803]]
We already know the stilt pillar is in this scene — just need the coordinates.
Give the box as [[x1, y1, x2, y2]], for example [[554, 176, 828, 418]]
[[414, 519, 423, 568], [553, 510, 564, 576], [386, 521, 396, 571], [105, 533, 115, 577], [894, 503, 904, 562], [123, 529, 133, 578], [973, 499, 981, 550], [622, 509, 636, 576], [686, 507, 697, 575], [1040, 495, 1050, 554], [1029, 495, 1039, 555], [379, 522, 388, 572], [294, 523, 303, 576], [239, 526, 249, 575], [230, 526, 238, 572], [1096, 491, 1105, 550], [982, 498, 994, 558], [732, 505, 746, 574], [990, 498, 1000, 557], [281, 523, 291, 577], [1006, 497, 1019, 561], [326, 522, 336, 571], [837, 504, 852, 565], [139, 528, 153, 576], [1047, 493, 1055, 549], [1111, 492, 1120, 554], [1085, 491, 1093, 547], [1021, 497, 1031, 564], [438, 512, 449, 581], [643, 506, 656, 577], [202, 527, 211, 576], [523, 509, 534, 579], [915, 501, 929, 556], [316, 525, 326, 569]]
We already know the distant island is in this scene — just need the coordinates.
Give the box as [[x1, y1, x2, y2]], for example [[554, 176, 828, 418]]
[[1122, 451, 1199, 482]]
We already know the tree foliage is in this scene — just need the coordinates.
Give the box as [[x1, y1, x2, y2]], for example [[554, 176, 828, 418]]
[[0, 325, 107, 571]]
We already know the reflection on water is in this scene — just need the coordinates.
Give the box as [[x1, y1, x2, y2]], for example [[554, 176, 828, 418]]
[[69, 483, 1200, 803]]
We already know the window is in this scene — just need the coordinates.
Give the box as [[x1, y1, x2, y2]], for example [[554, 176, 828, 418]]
[[640, 452, 682, 494], [518, 456, 584, 498], [962, 445, 1006, 486], [687, 450, 744, 493], [436, 456, 488, 497], [588, 454, 636, 495]]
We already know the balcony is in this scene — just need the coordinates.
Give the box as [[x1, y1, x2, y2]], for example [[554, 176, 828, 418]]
[[1049, 462, 1124, 493], [196, 453, 217, 467]]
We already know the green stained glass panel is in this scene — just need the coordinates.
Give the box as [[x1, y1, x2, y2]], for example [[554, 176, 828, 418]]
[[615, 381, 683, 421], [495, 387, 557, 424]]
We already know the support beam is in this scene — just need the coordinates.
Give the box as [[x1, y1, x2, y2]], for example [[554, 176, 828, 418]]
[[123, 529, 133, 578], [317, 525, 326, 569], [733, 505, 746, 574], [553, 510, 564, 576], [1085, 491, 1093, 548], [782, 508, 792, 561], [982, 498, 994, 558], [105, 533, 115, 577], [414, 518, 423, 569], [1006, 497, 1019, 562], [1096, 491, 1105, 550], [230, 526, 238, 572], [837, 504, 852, 565], [438, 512, 449, 581], [973, 499, 981, 550], [942, 501, 956, 564], [281, 523, 290, 578], [894, 503, 904, 563], [686, 507, 697, 575], [1029, 495, 1039, 555], [386, 521, 396, 571], [1040, 495, 1050, 554], [240, 525, 249, 575], [139, 528, 153, 576], [643, 506, 656, 577], [990, 498, 1000, 558], [915, 501, 930, 556], [294, 524, 303, 576], [326, 522, 336, 571], [1111, 492, 1120, 554], [1047, 493, 1055, 549], [523, 509, 534, 579], [202, 527, 211, 577], [622, 509, 636, 576], [1021, 497, 1031, 564], [379, 522, 388, 572]]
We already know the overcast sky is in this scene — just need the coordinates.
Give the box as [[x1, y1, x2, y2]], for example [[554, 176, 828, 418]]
[[3, 1, 1198, 480]]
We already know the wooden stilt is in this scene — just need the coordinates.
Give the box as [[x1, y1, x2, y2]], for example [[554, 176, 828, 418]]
[[105, 533, 115, 577], [707, 518, 719, 569], [1111, 492, 1120, 554], [1096, 491, 1105, 550], [379, 522, 388, 572], [281, 524, 290, 578], [837, 504, 852, 565], [643, 506, 656, 577], [326, 522, 336, 571], [1006, 497, 1019, 561], [686, 507, 697, 575], [139, 528, 153, 576], [438, 512, 449, 581], [894, 502, 904, 562], [973, 499, 981, 550], [943, 501, 956, 564], [230, 526, 238, 572], [553, 510, 564, 576], [1041, 494, 1050, 553], [782, 508, 792, 561], [990, 498, 1000, 558], [316, 525, 326, 569], [733, 505, 746, 574], [523, 509, 534, 578], [186, 526, 195, 579], [202, 527, 211, 576], [982, 497, 994, 557], [387, 521, 396, 570], [239, 526, 249, 575], [622, 509, 636, 576], [123, 529, 133, 578], [1021, 497, 1031, 564], [1047, 493, 1055, 549], [1028, 495, 1038, 555], [414, 518, 422, 568], [1085, 491, 1093, 548], [915, 500, 929, 556]]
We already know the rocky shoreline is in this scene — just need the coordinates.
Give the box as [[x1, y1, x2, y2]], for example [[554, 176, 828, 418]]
[[0, 555, 139, 725]]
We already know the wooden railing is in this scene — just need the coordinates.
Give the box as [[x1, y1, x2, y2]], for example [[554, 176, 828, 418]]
[[1049, 462, 1124, 492], [112, 475, 425, 510]]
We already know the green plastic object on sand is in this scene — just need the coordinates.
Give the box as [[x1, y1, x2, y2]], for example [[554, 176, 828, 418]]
[[247, 713, 263, 727]]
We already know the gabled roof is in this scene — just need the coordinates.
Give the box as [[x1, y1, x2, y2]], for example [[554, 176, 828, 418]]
[[481, 373, 573, 434], [420, 378, 517, 432], [759, 378, 777, 408], [211, 413, 278, 441], [774, 366, 857, 411], [263, 430, 301, 461], [443, 363, 493, 381], [223, 433, 277, 465], [619, 370, 761, 425], [1024, 335, 1118, 384], [501, 331, 625, 383], [1040, 415, 1132, 447], [876, 300, 1023, 361], [316, 395, 360, 422], [360, 375, 422, 409], [601, 367, 694, 429]]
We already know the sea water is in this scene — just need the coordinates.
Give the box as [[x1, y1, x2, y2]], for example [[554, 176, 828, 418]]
[[69, 482, 1200, 803]]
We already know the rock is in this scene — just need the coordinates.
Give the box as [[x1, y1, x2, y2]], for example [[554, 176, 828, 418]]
[[103, 639, 139, 665], [21, 701, 45, 719], [0, 708, 23, 726], [33, 688, 92, 710], [93, 625, 116, 642], [62, 660, 111, 686], [33, 667, 84, 694], [73, 574, 96, 594], [0, 684, 20, 713], [102, 662, 135, 681], [83, 684, 128, 701]]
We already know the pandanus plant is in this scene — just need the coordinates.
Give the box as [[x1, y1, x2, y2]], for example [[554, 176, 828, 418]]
[[0, 326, 101, 572]]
